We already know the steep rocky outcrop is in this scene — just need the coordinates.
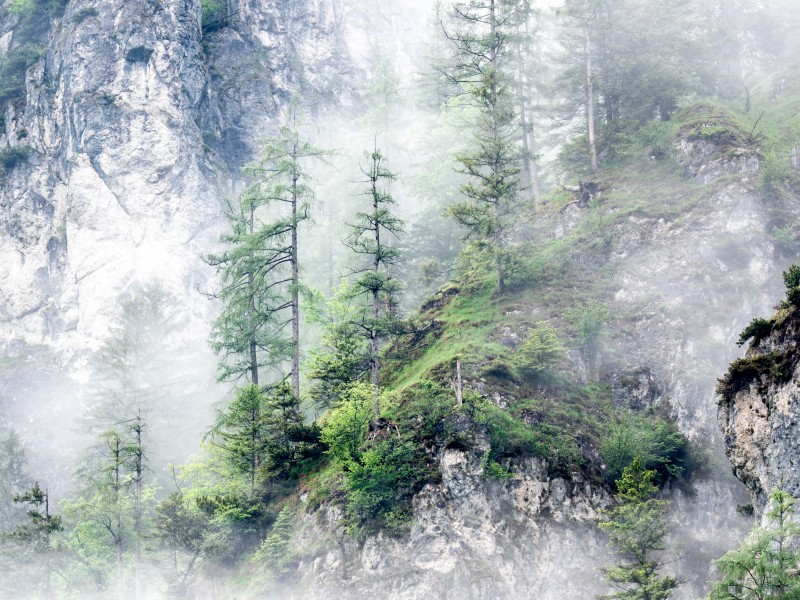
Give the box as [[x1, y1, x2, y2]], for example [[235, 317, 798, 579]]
[[283, 440, 611, 600], [718, 305, 800, 511]]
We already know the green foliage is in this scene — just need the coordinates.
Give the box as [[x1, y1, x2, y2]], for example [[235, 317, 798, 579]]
[[201, 0, 227, 34], [208, 383, 322, 490], [565, 301, 609, 372], [343, 437, 427, 537], [153, 492, 208, 596], [512, 322, 566, 381], [443, 0, 526, 295], [737, 318, 773, 347], [0, 427, 30, 526], [598, 458, 678, 600], [783, 264, 800, 290], [709, 489, 800, 600], [717, 352, 791, 401], [638, 121, 673, 159], [759, 152, 800, 201], [0, 144, 30, 172], [600, 414, 688, 487], [253, 505, 295, 580], [306, 314, 370, 410], [320, 382, 373, 465]]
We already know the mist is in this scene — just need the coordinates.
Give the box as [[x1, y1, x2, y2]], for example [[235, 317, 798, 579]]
[[1, 0, 800, 598]]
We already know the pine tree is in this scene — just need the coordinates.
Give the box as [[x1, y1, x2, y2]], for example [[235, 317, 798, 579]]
[[709, 488, 800, 600], [442, 0, 527, 295], [598, 457, 679, 600], [344, 147, 404, 417]]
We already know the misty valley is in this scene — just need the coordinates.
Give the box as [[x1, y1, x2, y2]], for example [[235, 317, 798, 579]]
[[1, 0, 800, 599]]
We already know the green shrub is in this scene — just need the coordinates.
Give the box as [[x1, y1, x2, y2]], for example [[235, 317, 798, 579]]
[[0, 46, 45, 104], [638, 120, 673, 159], [783, 265, 800, 290], [343, 437, 428, 537], [600, 414, 688, 487], [565, 301, 609, 367], [512, 322, 566, 380], [737, 318, 773, 347], [759, 152, 799, 200], [320, 382, 373, 465], [252, 506, 294, 580], [201, 0, 227, 34], [0, 145, 31, 172], [717, 352, 790, 401]]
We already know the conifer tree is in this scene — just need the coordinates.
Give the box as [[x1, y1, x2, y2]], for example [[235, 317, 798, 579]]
[[7, 481, 63, 596], [209, 119, 326, 396], [598, 457, 678, 600], [344, 147, 404, 417], [442, 0, 527, 295], [709, 488, 800, 600]]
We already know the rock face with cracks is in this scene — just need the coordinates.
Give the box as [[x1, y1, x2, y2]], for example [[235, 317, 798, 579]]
[[718, 306, 800, 512]]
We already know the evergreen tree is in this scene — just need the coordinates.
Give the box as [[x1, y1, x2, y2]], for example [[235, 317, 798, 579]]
[[209, 120, 326, 396], [6, 481, 63, 597], [153, 491, 208, 596], [598, 457, 678, 600], [207, 383, 322, 491], [306, 289, 371, 411], [344, 147, 404, 417], [0, 427, 30, 526], [709, 488, 800, 600], [442, 0, 527, 295]]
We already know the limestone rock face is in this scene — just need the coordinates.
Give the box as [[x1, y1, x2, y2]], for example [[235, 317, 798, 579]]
[[0, 2, 796, 599], [718, 308, 800, 511], [0, 0, 350, 359], [281, 439, 611, 600]]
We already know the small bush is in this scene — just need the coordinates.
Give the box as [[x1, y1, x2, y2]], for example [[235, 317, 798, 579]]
[[600, 414, 688, 487], [201, 0, 228, 34], [344, 437, 428, 537], [71, 6, 98, 24], [0, 145, 31, 171], [513, 322, 566, 380], [320, 382, 373, 465], [717, 352, 790, 401], [737, 318, 772, 347], [638, 120, 673, 159], [759, 152, 799, 200]]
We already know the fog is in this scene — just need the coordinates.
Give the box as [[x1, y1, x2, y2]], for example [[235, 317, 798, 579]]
[[1, 0, 800, 598]]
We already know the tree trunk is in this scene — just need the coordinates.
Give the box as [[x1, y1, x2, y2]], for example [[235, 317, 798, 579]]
[[585, 24, 599, 175], [248, 203, 259, 386], [372, 172, 381, 418], [291, 175, 300, 399], [455, 360, 463, 407], [133, 415, 143, 600]]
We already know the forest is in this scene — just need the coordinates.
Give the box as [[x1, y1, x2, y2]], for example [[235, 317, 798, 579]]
[[1, 0, 800, 598]]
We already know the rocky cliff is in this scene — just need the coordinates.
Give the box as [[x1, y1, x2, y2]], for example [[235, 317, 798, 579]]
[[718, 301, 800, 512], [0, 1, 797, 598]]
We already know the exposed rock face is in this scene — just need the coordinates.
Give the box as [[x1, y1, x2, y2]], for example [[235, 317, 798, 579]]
[[283, 439, 611, 600], [718, 308, 800, 511], [0, 2, 794, 599], [0, 0, 351, 358]]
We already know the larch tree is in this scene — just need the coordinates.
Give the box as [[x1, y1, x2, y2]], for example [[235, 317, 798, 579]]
[[709, 488, 800, 600], [442, 0, 527, 295], [344, 147, 404, 417], [598, 457, 679, 600], [210, 119, 326, 397]]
